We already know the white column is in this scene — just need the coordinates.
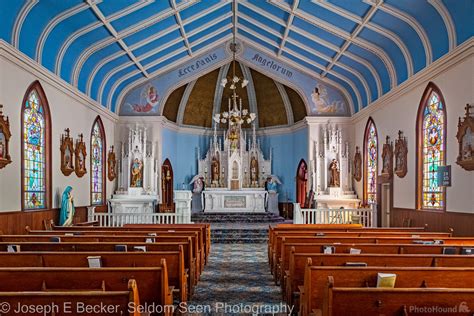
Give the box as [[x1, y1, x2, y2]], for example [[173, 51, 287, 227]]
[[174, 190, 192, 223]]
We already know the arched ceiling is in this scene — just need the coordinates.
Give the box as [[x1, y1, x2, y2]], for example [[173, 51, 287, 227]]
[[0, 0, 472, 114], [162, 61, 307, 128]]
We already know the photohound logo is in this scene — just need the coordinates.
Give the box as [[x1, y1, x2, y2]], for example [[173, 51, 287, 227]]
[[458, 301, 471, 313]]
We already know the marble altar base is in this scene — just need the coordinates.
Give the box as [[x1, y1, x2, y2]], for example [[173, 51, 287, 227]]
[[203, 189, 267, 213]]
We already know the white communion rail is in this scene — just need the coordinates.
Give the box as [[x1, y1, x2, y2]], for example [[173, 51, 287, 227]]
[[293, 203, 377, 227]]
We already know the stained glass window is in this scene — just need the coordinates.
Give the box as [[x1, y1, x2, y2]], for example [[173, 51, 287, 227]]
[[420, 92, 445, 209], [91, 119, 105, 205], [364, 119, 378, 204], [23, 90, 46, 209]]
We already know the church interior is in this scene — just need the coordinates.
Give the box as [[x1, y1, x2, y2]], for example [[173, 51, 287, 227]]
[[0, 0, 473, 315]]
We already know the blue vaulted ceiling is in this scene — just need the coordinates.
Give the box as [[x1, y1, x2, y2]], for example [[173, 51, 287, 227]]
[[0, 0, 472, 114]]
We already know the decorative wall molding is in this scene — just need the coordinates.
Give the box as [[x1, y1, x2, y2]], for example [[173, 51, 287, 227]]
[[0, 40, 119, 123], [351, 37, 474, 124]]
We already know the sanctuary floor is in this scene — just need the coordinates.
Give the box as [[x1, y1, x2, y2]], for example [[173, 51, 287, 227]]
[[184, 243, 291, 315]]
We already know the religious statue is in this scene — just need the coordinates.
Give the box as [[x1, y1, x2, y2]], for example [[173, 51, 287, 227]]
[[455, 104, 473, 170], [265, 176, 279, 192], [353, 146, 362, 182], [130, 158, 143, 187], [0, 136, 4, 159], [329, 159, 340, 187], [229, 125, 239, 151], [211, 157, 220, 183], [250, 156, 258, 184], [193, 176, 204, 193], [59, 186, 75, 226]]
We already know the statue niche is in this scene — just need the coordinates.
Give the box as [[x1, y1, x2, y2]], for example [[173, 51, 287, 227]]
[[456, 104, 474, 171], [74, 133, 87, 178], [353, 146, 362, 182], [329, 159, 340, 187], [60, 128, 74, 176], [0, 104, 12, 169], [130, 156, 143, 187], [394, 130, 408, 178], [250, 155, 259, 186], [211, 156, 220, 185]]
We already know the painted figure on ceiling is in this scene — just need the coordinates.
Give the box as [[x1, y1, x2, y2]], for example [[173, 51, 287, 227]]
[[311, 84, 345, 114], [129, 85, 159, 113]]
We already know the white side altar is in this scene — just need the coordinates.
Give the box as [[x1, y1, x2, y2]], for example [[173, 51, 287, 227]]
[[310, 124, 360, 208], [108, 126, 159, 216]]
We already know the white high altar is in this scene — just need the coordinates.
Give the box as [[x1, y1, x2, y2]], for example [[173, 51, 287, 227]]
[[109, 125, 159, 214], [196, 95, 272, 213], [310, 124, 360, 209]]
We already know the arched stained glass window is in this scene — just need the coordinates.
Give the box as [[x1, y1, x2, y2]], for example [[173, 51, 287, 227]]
[[417, 83, 446, 210], [91, 116, 106, 205], [22, 81, 51, 210], [364, 118, 378, 204]]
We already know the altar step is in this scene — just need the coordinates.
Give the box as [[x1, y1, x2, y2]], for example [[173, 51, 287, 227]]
[[191, 212, 286, 223], [211, 228, 269, 244]]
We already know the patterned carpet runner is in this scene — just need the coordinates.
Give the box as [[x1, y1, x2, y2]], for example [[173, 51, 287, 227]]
[[183, 243, 293, 315]]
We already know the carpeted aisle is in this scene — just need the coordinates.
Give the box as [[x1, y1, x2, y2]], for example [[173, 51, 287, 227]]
[[182, 243, 293, 315]]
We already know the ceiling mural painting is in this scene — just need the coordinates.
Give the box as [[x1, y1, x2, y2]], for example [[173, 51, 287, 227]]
[[120, 46, 228, 116], [120, 42, 350, 118]]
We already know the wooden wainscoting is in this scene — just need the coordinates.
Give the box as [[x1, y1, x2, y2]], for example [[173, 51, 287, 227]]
[[0, 207, 87, 234], [391, 208, 474, 237]]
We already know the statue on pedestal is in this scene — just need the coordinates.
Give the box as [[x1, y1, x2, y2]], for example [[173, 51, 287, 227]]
[[329, 159, 340, 187], [250, 156, 258, 185], [211, 157, 220, 185], [130, 158, 143, 187]]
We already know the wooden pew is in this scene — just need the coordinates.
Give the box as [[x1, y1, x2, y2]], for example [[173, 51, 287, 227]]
[[0, 241, 197, 292], [50, 223, 211, 265], [8, 233, 203, 276], [319, 277, 474, 316], [275, 240, 474, 284], [300, 261, 474, 316], [286, 251, 474, 307], [271, 234, 462, 276], [267, 227, 448, 268], [0, 285, 139, 316], [0, 250, 188, 302], [0, 263, 174, 316]]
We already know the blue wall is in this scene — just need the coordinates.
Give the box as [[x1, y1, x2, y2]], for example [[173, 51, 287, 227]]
[[162, 127, 308, 201], [260, 127, 308, 202], [162, 129, 210, 190]]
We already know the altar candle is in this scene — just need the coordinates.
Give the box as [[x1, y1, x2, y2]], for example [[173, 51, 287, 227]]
[[228, 98, 231, 112]]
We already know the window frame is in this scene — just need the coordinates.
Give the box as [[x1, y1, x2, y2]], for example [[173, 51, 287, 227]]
[[90, 116, 106, 206], [415, 82, 447, 211], [21, 80, 52, 211], [363, 117, 378, 205]]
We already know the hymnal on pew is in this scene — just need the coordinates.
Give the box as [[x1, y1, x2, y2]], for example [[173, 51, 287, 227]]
[[114, 245, 127, 252], [461, 247, 473, 255], [376, 273, 397, 288], [49, 236, 61, 242], [350, 248, 361, 254], [442, 247, 457, 255], [323, 246, 335, 254], [134, 246, 147, 252], [87, 256, 102, 268], [145, 238, 155, 243], [344, 262, 367, 267], [7, 245, 20, 252]]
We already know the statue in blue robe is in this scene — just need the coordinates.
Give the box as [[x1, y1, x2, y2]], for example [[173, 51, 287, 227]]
[[59, 186, 75, 226]]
